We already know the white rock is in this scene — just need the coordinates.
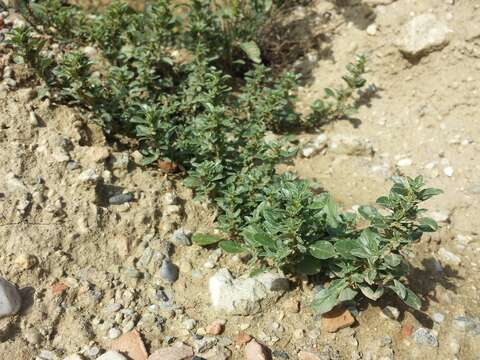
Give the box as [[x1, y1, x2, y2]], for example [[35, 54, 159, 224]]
[[366, 24, 378, 36], [0, 278, 21, 318], [443, 166, 454, 177], [208, 269, 288, 315], [430, 210, 450, 223], [78, 169, 99, 183], [432, 312, 445, 323], [397, 158, 413, 167], [398, 14, 451, 58], [97, 351, 127, 360], [301, 134, 328, 158], [108, 327, 121, 339], [438, 247, 461, 266], [328, 134, 373, 156]]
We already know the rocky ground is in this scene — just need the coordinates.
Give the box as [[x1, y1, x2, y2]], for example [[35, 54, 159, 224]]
[[0, 0, 480, 359]]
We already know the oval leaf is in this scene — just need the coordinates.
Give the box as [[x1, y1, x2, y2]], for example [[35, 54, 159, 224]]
[[240, 41, 261, 63], [295, 255, 322, 275], [219, 240, 245, 253], [192, 233, 223, 246], [309, 241, 336, 260]]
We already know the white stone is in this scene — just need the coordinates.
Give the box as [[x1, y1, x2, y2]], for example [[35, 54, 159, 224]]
[[430, 210, 450, 223], [302, 134, 328, 158], [366, 24, 378, 36], [438, 247, 461, 266], [78, 169, 99, 183], [432, 312, 445, 323], [328, 134, 373, 156], [443, 166, 454, 177], [0, 278, 21, 318], [397, 158, 413, 167], [97, 351, 127, 360], [398, 14, 451, 57], [208, 269, 288, 315]]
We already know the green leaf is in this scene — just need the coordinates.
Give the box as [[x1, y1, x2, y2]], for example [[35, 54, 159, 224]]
[[219, 240, 245, 253], [389, 279, 407, 299], [312, 279, 347, 314], [338, 287, 358, 302], [192, 233, 223, 246], [389, 282, 422, 310], [384, 254, 403, 268], [309, 241, 336, 260], [334, 239, 361, 259], [358, 206, 382, 222], [419, 188, 443, 200], [418, 217, 439, 232], [242, 226, 275, 250], [240, 41, 261, 63], [358, 284, 384, 300], [295, 255, 322, 275]]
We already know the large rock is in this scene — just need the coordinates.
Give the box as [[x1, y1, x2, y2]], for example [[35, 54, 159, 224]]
[[0, 278, 21, 318], [209, 269, 289, 315], [398, 14, 451, 58]]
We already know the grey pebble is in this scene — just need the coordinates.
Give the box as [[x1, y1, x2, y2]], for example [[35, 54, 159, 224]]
[[109, 193, 134, 205], [413, 328, 438, 347], [171, 228, 192, 246], [0, 278, 22, 317], [159, 259, 179, 283], [432, 312, 445, 323]]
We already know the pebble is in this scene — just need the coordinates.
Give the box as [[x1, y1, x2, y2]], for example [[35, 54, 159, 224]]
[[397, 158, 413, 167], [183, 318, 197, 331], [398, 14, 451, 58], [108, 327, 122, 339], [438, 247, 461, 266], [0, 277, 22, 317], [322, 306, 355, 333], [149, 343, 194, 360], [208, 269, 288, 315], [413, 328, 438, 347], [366, 24, 378, 36], [453, 316, 480, 333], [443, 166, 454, 177], [110, 330, 148, 360], [109, 193, 134, 205], [171, 229, 192, 246], [432, 312, 445, 323], [298, 351, 322, 360], [245, 339, 271, 360], [235, 332, 253, 347], [301, 134, 328, 158], [206, 319, 225, 335], [159, 259, 179, 283], [381, 306, 400, 321], [78, 169, 99, 183], [97, 351, 128, 360]]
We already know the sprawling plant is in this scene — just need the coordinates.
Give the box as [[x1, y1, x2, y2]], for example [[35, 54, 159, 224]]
[[6, 0, 442, 313]]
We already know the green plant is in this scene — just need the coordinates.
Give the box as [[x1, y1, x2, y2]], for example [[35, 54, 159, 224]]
[[5, 0, 441, 314]]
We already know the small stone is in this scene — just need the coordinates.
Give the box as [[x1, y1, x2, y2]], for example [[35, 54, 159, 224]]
[[301, 134, 328, 158], [245, 339, 271, 360], [14, 253, 37, 270], [159, 259, 179, 283], [432, 312, 445, 323], [381, 306, 400, 321], [401, 323, 414, 337], [397, 158, 413, 167], [206, 320, 225, 335], [413, 328, 438, 347], [443, 166, 454, 177], [235, 332, 253, 347], [398, 14, 451, 58], [78, 169, 99, 183], [51, 282, 68, 296], [110, 330, 148, 360], [366, 24, 377, 36], [0, 278, 21, 317], [108, 327, 122, 339], [97, 351, 128, 360], [329, 135, 373, 156], [171, 229, 191, 246], [148, 343, 194, 360], [438, 247, 461, 266], [430, 211, 450, 223], [322, 306, 355, 333], [183, 319, 196, 331], [453, 316, 478, 332], [272, 350, 289, 359], [109, 193, 134, 205]]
